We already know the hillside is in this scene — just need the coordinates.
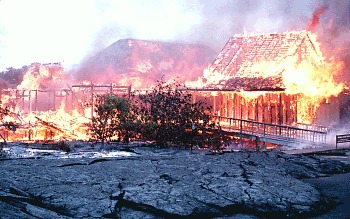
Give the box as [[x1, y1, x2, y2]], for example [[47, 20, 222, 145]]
[[73, 39, 217, 88]]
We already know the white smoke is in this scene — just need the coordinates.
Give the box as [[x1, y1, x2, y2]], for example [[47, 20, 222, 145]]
[[0, 0, 349, 72], [0, 0, 203, 71]]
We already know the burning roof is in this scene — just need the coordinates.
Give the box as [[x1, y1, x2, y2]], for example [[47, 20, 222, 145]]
[[185, 30, 345, 124], [206, 30, 321, 90]]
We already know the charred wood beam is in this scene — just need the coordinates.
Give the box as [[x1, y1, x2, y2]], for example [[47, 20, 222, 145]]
[[34, 117, 78, 140], [0, 132, 6, 143], [35, 116, 64, 133]]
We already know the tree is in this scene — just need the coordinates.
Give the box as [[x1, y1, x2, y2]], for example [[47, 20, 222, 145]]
[[0, 65, 29, 88], [89, 81, 230, 150], [135, 80, 227, 149], [89, 94, 132, 143]]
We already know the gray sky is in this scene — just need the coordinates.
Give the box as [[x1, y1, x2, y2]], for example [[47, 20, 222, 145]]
[[0, 0, 347, 71]]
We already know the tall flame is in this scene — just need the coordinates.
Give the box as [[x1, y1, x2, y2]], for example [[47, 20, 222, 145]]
[[186, 30, 344, 124], [17, 63, 66, 90]]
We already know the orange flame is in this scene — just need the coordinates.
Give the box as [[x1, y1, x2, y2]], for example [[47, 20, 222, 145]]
[[186, 30, 344, 124]]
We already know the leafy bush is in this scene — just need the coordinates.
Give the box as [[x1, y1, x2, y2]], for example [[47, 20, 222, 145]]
[[135, 81, 228, 149], [89, 94, 135, 143], [89, 81, 230, 150]]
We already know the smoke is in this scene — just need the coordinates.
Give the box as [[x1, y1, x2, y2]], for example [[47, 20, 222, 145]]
[[73, 0, 322, 63], [1, 0, 349, 82], [71, 0, 324, 80], [77, 0, 204, 60], [306, 5, 327, 31], [311, 1, 350, 86], [179, 0, 318, 51]]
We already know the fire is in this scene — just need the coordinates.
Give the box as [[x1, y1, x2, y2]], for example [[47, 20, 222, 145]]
[[1, 101, 90, 142], [186, 30, 344, 124], [0, 28, 345, 143], [17, 63, 66, 90], [240, 90, 266, 102], [282, 58, 344, 123], [0, 63, 93, 142], [186, 67, 230, 88]]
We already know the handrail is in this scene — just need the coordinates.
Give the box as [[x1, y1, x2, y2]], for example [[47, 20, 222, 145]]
[[212, 116, 327, 144]]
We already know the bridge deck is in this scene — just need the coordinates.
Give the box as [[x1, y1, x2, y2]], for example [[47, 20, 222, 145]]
[[213, 116, 327, 147]]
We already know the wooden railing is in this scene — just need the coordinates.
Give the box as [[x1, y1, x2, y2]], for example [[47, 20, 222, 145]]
[[212, 116, 327, 144], [336, 134, 350, 149]]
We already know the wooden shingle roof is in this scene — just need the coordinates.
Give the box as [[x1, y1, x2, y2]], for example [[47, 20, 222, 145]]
[[208, 30, 320, 91]]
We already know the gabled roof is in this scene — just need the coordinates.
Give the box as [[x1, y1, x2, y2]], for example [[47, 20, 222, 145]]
[[209, 30, 320, 91]]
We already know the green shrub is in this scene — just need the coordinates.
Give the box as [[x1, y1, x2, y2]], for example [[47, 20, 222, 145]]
[[135, 80, 228, 149], [89, 81, 230, 150], [89, 94, 133, 143]]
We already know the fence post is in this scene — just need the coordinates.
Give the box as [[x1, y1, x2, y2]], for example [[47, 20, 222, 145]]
[[240, 120, 242, 134], [256, 136, 260, 151], [336, 135, 338, 149], [263, 123, 266, 137], [335, 135, 339, 149]]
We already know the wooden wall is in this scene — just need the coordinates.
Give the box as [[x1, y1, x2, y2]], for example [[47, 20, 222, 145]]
[[191, 91, 298, 125]]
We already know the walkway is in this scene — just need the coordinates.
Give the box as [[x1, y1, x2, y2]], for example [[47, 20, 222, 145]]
[[213, 116, 328, 148]]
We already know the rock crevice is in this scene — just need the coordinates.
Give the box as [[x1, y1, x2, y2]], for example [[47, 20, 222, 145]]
[[1, 147, 349, 218]]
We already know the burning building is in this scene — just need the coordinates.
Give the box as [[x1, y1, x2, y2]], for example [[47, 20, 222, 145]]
[[0, 63, 131, 142], [186, 30, 346, 128], [0, 38, 216, 143], [0, 30, 347, 146]]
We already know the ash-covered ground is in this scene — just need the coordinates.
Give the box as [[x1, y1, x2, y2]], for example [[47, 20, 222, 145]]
[[0, 142, 350, 219]]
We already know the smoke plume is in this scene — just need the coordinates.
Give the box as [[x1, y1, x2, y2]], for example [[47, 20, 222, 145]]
[[306, 5, 327, 31]]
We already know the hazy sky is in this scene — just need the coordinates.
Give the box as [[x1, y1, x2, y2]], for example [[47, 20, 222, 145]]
[[0, 0, 345, 71]]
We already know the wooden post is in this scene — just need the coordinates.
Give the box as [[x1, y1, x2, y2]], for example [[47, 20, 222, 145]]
[[233, 93, 237, 119], [22, 90, 25, 109], [48, 90, 51, 110], [255, 97, 259, 121], [240, 94, 243, 120], [256, 136, 260, 151], [227, 93, 233, 118], [336, 135, 338, 149], [240, 119, 243, 134], [65, 91, 68, 111], [263, 123, 266, 137], [295, 94, 298, 123], [29, 90, 31, 113], [91, 86, 94, 119], [223, 93, 227, 117], [35, 90, 38, 111], [213, 95, 216, 114], [268, 93, 272, 123], [53, 89, 56, 110], [279, 93, 283, 125]]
